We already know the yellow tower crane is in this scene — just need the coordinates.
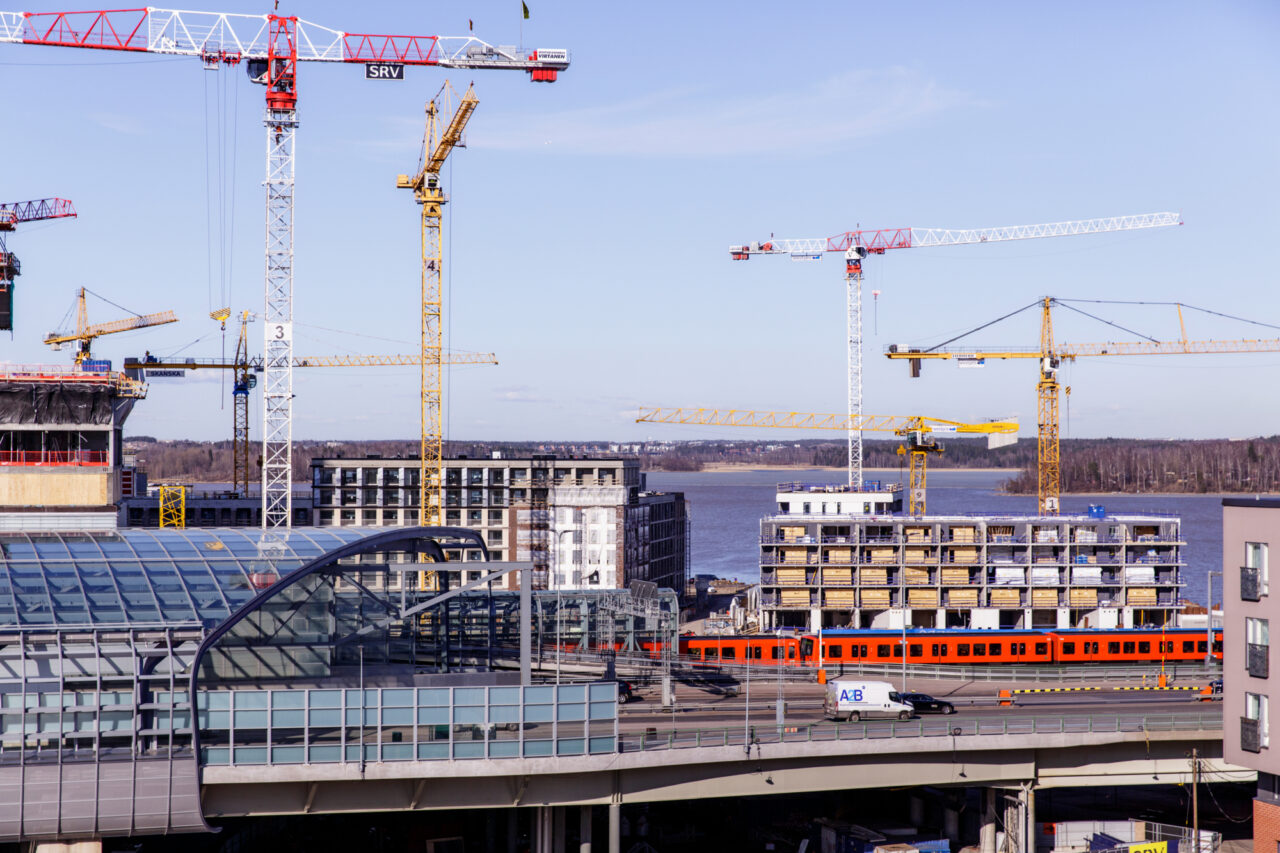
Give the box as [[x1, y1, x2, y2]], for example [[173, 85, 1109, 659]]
[[635, 407, 1018, 515], [397, 81, 479, 527], [44, 287, 177, 365], [885, 296, 1280, 514], [126, 308, 496, 496]]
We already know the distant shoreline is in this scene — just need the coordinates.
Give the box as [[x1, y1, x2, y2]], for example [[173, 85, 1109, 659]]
[[669, 463, 1020, 475]]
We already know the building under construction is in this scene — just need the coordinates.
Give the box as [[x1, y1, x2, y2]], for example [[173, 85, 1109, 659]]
[[0, 364, 143, 531], [759, 483, 1183, 632]]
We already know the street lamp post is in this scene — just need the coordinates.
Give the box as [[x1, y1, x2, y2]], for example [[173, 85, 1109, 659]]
[[1206, 570, 1221, 665]]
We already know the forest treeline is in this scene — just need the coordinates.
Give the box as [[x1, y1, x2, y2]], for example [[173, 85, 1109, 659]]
[[125, 435, 1280, 494]]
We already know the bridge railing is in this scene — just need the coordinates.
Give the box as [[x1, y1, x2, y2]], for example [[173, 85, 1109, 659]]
[[618, 711, 1223, 753]]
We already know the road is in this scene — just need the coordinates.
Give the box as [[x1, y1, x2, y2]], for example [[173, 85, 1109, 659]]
[[616, 679, 1218, 734]]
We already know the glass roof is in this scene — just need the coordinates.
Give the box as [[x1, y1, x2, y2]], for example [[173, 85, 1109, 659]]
[[0, 527, 385, 629]]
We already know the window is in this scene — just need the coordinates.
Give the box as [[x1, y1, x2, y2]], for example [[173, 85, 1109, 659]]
[[1035, 643, 1048, 656], [1063, 642, 1076, 655], [1017, 643, 1027, 655], [957, 644, 970, 657], [787, 647, 796, 660], [850, 644, 860, 658], [931, 644, 940, 656], [1108, 642, 1121, 655], [1183, 641, 1194, 653], [877, 644, 891, 658], [989, 643, 1003, 656], [939, 644, 948, 657], [1246, 692, 1270, 748], [859, 645, 868, 658], [1198, 641, 1208, 653], [909, 644, 922, 657], [1123, 641, 1135, 654], [1248, 617, 1271, 647], [973, 643, 986, 657], [827, 645, 843, 659], [705, 647, 718, 659], [770, 647, 780, 660], [893, 645, 903, 658], [751, 646, 762, 660], [1138, 641, 1151, 654], [1248, 542, 1269, 595], [722, 648, 735, 660]]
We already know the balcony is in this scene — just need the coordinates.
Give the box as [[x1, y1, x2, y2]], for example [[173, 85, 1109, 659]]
[[1241, 717, 1262, 753], [1247, 643, 1270, 678], [1242, 566, 1261, 601]]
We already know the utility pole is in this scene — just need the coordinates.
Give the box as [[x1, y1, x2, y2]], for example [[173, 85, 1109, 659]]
[[1191, 748, 1200, 853]]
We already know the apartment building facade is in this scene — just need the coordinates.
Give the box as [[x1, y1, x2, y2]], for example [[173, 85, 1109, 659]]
[[310, 455, 689, 595], [1222, 498, 1279, 851], [760, 484, 1183, 631]]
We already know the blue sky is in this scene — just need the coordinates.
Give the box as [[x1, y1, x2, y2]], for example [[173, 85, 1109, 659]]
[[2, 1, 1277, 443]]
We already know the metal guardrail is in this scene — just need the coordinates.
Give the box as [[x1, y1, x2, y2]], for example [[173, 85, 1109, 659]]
[[618, 711, 1223, 753]]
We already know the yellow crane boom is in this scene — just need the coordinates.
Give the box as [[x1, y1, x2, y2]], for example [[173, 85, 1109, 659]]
[[635, 406, 1017, 514], [44, 287, 177, 364], [885, 297, 1280, 514]]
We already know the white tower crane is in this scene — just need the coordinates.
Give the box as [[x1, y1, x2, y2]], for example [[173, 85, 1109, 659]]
[[0, 8, 569, 529], [729, 213, 1181, 490]]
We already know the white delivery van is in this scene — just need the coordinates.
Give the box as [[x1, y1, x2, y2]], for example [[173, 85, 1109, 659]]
[[823, 680, 914, 722]]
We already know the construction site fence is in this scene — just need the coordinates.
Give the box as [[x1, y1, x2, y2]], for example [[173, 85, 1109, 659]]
[[0, 449, 107, 466]]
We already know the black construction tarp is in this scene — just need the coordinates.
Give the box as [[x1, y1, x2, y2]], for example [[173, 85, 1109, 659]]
[[0, 383, 115, 425]]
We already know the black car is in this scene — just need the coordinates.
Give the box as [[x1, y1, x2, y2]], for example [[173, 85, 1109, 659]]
[[617, 681, 635, 703], [901, 692, 955, 714]]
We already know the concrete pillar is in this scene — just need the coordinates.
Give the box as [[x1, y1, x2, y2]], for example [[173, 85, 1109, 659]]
[[810, 606, 822, 633], [1004, 794, 1019, 853], [580, 804, 593, 853], [935, 607, 946, 629], [943, 806, 960, 846], [980, 788, 998, 853], [534, 805, 554, 853], [608, 803, 621, 853], [1023, 784, 1036, 853], [1056, 607, 1070, 629]]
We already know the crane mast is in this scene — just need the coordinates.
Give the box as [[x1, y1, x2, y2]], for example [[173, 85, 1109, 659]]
[[1, 7, 568, 530], [729, 212, 1180, 491]]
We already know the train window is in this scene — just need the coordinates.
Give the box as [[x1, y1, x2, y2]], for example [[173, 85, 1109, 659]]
[[800, 639, 815, 658], [1123, 642, 1135, 654], [849, 644, 859, 658], [722, 648, 736, 660], [909, 644, 922, 657], [940, 644, 948, 656], [1035, 643, 1048, 655], [957, 644, 970, 657], [877, 644, 891, 658], [893, 645, 903, 658], [1108, 642, 1121, 654], [1138, 642, 1150, 654], [770, 647, 780, 660], [932, 644, 940, 656], [859, 645, 868, 657], [1213, 638, 1222, 653], [973, 644, 986, 657], [1063, 642, 1076, 655], [788, 647, 796, 659], [706, 648, 718, 659], [1090, 642, 1099, 654], [1197, 641, 1207, 653], [989, 643, 1003, 656], [1182, 641, 1194, 653], [828, 645, 843, 659], [1017, 643, 1026, 655]]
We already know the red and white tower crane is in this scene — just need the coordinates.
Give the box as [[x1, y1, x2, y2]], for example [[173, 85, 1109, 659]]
[[0, 197, 76, 332], [0, 8, 569, 529], [729, 212, 1181, 493]]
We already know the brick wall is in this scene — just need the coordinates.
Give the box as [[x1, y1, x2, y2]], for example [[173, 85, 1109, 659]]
[[1256, 796, 1280, 852]]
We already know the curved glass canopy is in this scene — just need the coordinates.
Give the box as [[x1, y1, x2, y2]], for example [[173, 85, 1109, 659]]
[[0, 528, 388, 629]]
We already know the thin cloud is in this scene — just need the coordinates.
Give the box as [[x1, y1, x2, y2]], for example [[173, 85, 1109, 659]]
[[471, 67, 978, 157], [496, 386, 551, 404], [90, 112, 146, 135]]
